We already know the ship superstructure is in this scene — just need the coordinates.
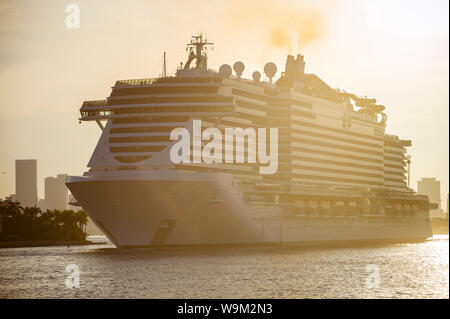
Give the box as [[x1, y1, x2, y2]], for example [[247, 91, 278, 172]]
[[67, 35, 432, 247]]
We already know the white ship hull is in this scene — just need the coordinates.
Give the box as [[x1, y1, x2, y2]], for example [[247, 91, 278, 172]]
[[67, 171, 432, 248]]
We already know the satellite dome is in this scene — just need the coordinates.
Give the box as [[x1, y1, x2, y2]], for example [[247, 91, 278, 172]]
[[233, 61, 245, 78], [264, 62, 277, 82], [252, 71, 261, 82], [219, 64, 232, 78]]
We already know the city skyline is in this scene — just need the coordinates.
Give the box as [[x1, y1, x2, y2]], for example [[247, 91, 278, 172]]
[[4, 160, 449, 210], [5, 159, 70, 210], [14, 159, 37, 207]]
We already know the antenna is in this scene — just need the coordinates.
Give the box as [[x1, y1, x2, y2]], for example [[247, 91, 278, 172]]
[[162, 51, 167, 78], [184, 34, 214, 71]]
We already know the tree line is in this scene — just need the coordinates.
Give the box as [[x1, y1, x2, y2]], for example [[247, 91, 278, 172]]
[[0, 200, 88, 241]]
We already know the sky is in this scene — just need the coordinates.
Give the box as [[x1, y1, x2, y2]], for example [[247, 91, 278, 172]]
[[0, 0, 448, 205]]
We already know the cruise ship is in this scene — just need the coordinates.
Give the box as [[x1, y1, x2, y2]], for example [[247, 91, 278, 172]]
[[67, 35, 432, 247]]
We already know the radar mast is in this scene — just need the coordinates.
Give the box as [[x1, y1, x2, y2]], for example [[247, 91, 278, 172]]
[[184, 34, 214, 71]]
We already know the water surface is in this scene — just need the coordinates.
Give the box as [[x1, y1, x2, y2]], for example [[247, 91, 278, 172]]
[[0, 235, 448, 298]]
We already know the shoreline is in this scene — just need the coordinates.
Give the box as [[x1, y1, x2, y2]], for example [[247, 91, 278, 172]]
[[0, 240, 107, 249]]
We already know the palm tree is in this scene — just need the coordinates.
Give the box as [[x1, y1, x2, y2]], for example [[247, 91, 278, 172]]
[[75, 210, 88, 237], [0, 201, 23, 218], [22, 206, 41, 238]]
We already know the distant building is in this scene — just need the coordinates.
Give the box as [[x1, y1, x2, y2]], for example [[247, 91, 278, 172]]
[[15, 159, 38, 208], [37, 198, 47, 211], [0, 198, 6, 233], [44, 174, 68, 211], [417, 178, 444, 219], [447, 193, 449, 219]]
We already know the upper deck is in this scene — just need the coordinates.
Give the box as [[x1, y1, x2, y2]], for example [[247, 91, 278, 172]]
[[78, 35, 411, 194], [79, 73, 382, 127]]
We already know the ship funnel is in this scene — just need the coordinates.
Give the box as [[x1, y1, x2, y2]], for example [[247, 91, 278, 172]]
[[276, 54, 306, 88]]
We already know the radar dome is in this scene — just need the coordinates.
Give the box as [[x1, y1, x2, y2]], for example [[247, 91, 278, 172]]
[[233, 61, 245, 78], [264, 62, 277, 82], [219, 64, 232, 78], [252, 71, 261, 82]]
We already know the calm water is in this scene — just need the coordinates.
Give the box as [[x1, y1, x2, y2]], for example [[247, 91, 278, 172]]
[[0, 235, 448, 299]]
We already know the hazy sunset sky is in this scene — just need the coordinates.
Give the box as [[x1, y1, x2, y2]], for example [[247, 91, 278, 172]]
[[0, 0, 448, 203]]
